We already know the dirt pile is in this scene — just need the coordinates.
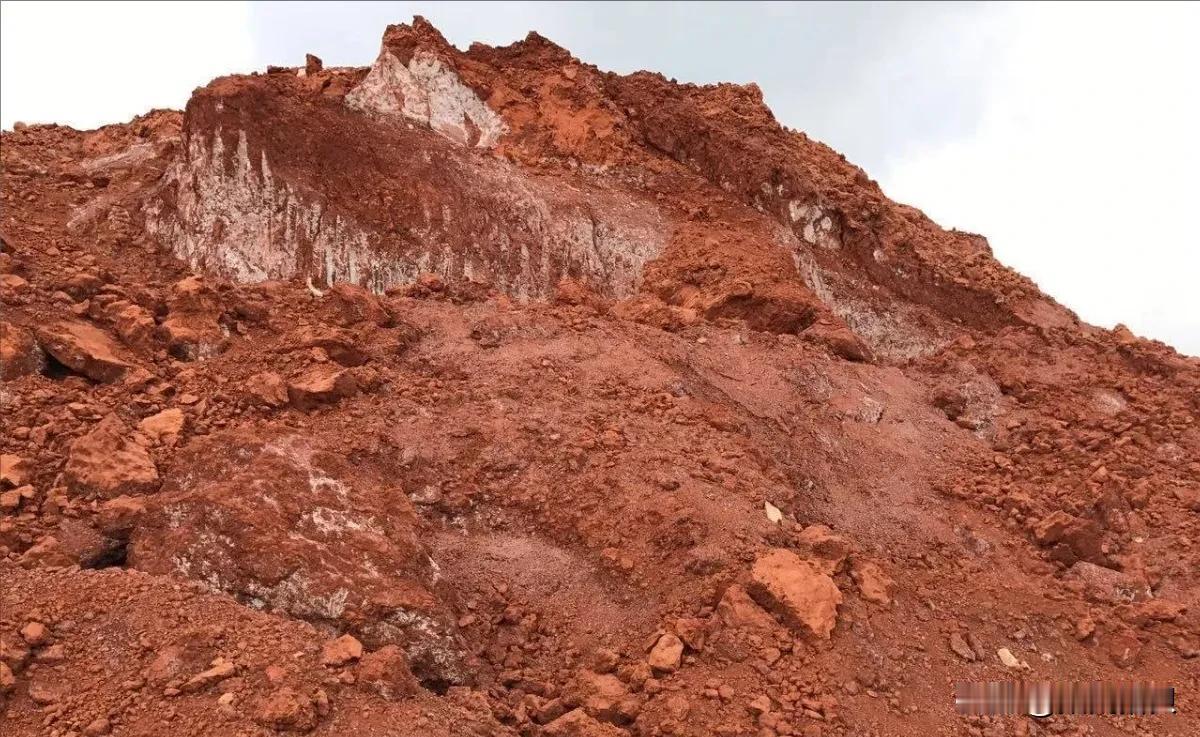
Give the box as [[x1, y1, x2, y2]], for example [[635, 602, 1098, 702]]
[[2, 17, 1197, 737]]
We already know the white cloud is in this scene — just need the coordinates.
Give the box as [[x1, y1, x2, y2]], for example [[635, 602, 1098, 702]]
[[1, 1, 255, 130], [879, 3, 1200, 355]]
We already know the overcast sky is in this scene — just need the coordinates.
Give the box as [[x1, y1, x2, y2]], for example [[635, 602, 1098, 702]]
[[3, 1, 1197, 355]]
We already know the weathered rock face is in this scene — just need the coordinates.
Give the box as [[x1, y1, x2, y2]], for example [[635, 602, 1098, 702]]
[[64, 414, 159, 498], [127, 433, 469, 689], [146, 48, 668, 302]]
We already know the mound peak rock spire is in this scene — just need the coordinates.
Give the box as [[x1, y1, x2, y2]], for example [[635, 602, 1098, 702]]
[[147, 16, 1082, 361]]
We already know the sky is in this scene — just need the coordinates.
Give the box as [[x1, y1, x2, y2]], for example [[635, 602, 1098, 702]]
[[2, 1, 1197, 355]]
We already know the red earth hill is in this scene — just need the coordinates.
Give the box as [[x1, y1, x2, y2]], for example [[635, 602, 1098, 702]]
[[1, 17, 1197, 737]]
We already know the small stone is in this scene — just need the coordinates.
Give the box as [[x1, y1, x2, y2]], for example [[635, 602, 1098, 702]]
[[748, 694, 772, 715], [19, 534, 73, 569], [321, 634, 363, 667], [716, 584, 779, 631], [616, 661, 652, 691], [793, 525, 851, 575], [997, 648, 1027, 670], [96, 495, 147, 537], [647, 633, 684, 673], [83, 717, 111, 736], [576, 670, 629, 723], [673, 617, 708, 652], [0, 321, 44, 380], [20, 621, 49, 647], [1075, 617, 1096, 641], [764, 501, 783, 524], [65, 414, 159, 498], [182, 659, 236, 693], [0, 662, 15, 693], [1106, 629, 1142, 669], [536, 697, 570, 724], [287, 365, 357, 410], [265, 664, 287, 683], [0, 489, 21, 511], [948, 633, 976, 662], [592, 647, 619, 674], [851, 559, 894, 605], [28, 680, 63, 705]]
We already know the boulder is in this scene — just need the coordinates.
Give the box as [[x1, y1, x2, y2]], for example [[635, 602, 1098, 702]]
[[64, 414, 159, 498], [356, 645, 420, 699], [257, 687, 318, 733], [1, 454, 31, 488], [245, 371, 289, 408], [647, 634, 683, 673], [139, 408, 185, 446], [327, 282, 393, 327], [0, 321, 44, 379], [160, 276, 225, 360], [35, 321, 133, 382], [287, 365, 358, 410], [748, 548, 842, 639], [321, 634, 363, 667]]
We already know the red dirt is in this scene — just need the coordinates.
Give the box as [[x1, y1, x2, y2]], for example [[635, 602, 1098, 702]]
[[2, 17, 1197, 737]]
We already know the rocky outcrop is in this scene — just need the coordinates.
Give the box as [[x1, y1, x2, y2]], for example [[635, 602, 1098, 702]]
[[127, 433, 468, 689], [346, 21, 506, 148]]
